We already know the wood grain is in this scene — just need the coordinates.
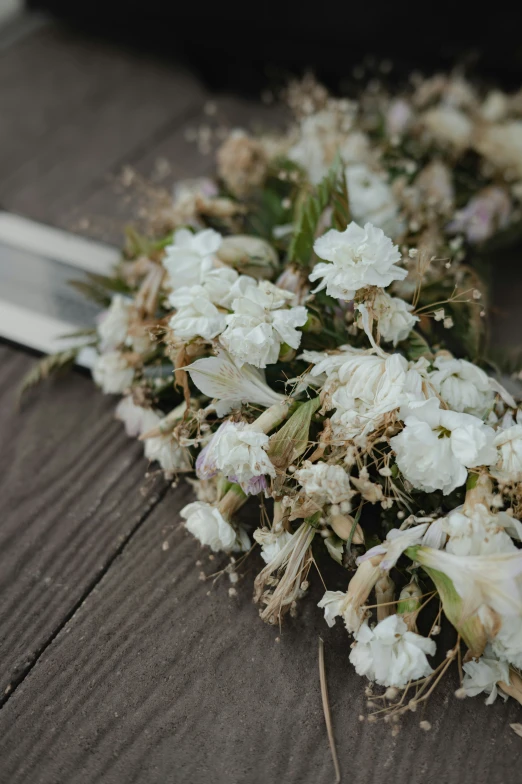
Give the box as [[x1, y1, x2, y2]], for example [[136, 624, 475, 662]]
[[0, 25, 206, 226], [0, 343, 166, 699], [0, 477, 520, 784]]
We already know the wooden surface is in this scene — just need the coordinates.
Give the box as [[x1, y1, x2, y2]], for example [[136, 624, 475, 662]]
[[0, 16, 522, 784]]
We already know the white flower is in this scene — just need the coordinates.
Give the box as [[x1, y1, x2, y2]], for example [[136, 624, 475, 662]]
[[304, 347, 425, 442], [414, 546, 522, 620], [386, 98, 413, 136], [162, 228, 222, 290], [421, 106, 473, 148], [442, 504, 518, 556], [97, 295, 131, 352], [428, 355, 495, 416], [220, 278, 307, 368], [349, 615, 436, 688], [294, 461, 352, 505], [92, 351, 134, 394], [287, 106, 357, 184], [141, 410, 192, 475], [463, 650, 510, 704], [447, 187, 511, 244], [115, 395, 149, 437], [492, 414, 522, 483], [310, 221, 407, 301], [368, 290, 418, 346], [198, 420, 275, 493], [168, 266, 239, 342], [474, 121, 522, 179], [254, 526, 294, 564], [489, 619, 522, 670], [318, 591, 349, 628], [414, 161, 455, 213], [345, 165, 404, 238], [391, 398, 497, 495], [357, 523, 429, 571], [480, 91, 509, 122], [181, 501, 249, 553], [185, 350, 285, 417]]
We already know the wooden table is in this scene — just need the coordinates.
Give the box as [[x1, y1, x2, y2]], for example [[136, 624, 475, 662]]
[[1, 19, 521, 784]]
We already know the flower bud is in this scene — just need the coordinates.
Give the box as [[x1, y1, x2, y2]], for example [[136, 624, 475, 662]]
[[397, 579, 423, 632], [217, 235, 279, 279]]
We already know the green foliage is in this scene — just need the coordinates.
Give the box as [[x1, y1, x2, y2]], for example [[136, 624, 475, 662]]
[[69, 273, 131, 307], [288, 153, 347, 268], [18, 348, 79, 401], [267, 396, 322, 470], [404, 330, 434, 362]]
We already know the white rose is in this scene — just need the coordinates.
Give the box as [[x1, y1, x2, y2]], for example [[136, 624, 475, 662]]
[[349, 615, 435, 688], [310, 221, 407, 301], [162, 227, 222, 290], [345, 164, 404, 238], [92, 351, 134, 395], [181, 501, 249, 553], [391, 397, 497, 495], [429, 355, 495, 416]]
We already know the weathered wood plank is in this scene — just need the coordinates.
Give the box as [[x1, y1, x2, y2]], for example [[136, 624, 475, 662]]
[[0, 476, 520, 784], [0, 342, 166, 698], [0, 25, 206, 225]]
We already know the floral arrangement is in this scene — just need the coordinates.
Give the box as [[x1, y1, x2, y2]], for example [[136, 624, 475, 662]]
[[31, 71, 522, 722]]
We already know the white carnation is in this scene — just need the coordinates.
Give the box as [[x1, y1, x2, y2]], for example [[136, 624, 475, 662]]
[[492, 414, 522, 483], [463, 650, 510, 704], [115, 395, 149, 437], [345, 164, 404, 238], [168, 267, 239, 341], [304, 347, 425, 442], [318, 590, 349, 628], [391, 398, 497, 495], [97, 295, 131, 352], [370, 290, 418, 346], [181, 501, 249, 553], [288, 106, 357, 184], [294, 461, 352, 505], [310, 221, 407, 301], [349, 615, 436, 688], [442, 504, 518, 556], [221, 278, 307, 368], [199, 420, 275, 493], [162, 227, 222, 290], [429, 355, 495, 416], [92, 351, 134, 394], [142, 410, 192, 475]]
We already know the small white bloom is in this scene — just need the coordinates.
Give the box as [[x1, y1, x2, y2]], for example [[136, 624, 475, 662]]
[[349, 615, 436, 688], [318, 590, 349, 628], [141, 410, 192, 475], [115, 395, 149, 437], [287, 105, 358, 184], [345, 165, 404, 238], [492, 416, 522, 483], [181, 501, 250, 553], [162, 227, 222, 290], [391, 398, 497, 495], [254, 526, 294, 564], [429, 355, 495, 416], [386, 98, 413, 136], [310, 221, 407, 301], [92, 351, 134, 394], [200, 420, 275, 493], [168, 267, 239, 341], [368, 290, 418, 346], [97, 295, 131, 352], [474, 121, 522, 179], [357, 523, 429, 571], [295, 461, 352, 505], [442, 504, 518, 556], [421, 105, 473, 148], [462, 649, 510, 704], [221, 278, 307, 368]]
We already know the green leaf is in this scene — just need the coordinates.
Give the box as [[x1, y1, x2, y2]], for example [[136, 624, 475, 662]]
[[288, 153, 345, 268], [267, 396, 321, 470], [18, 348, 79, 401], [405, 330, 434, 362], [69, 273, 130, 307]]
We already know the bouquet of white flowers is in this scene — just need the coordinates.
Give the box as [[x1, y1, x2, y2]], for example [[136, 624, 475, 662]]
[[29, 72, 522, 721]]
